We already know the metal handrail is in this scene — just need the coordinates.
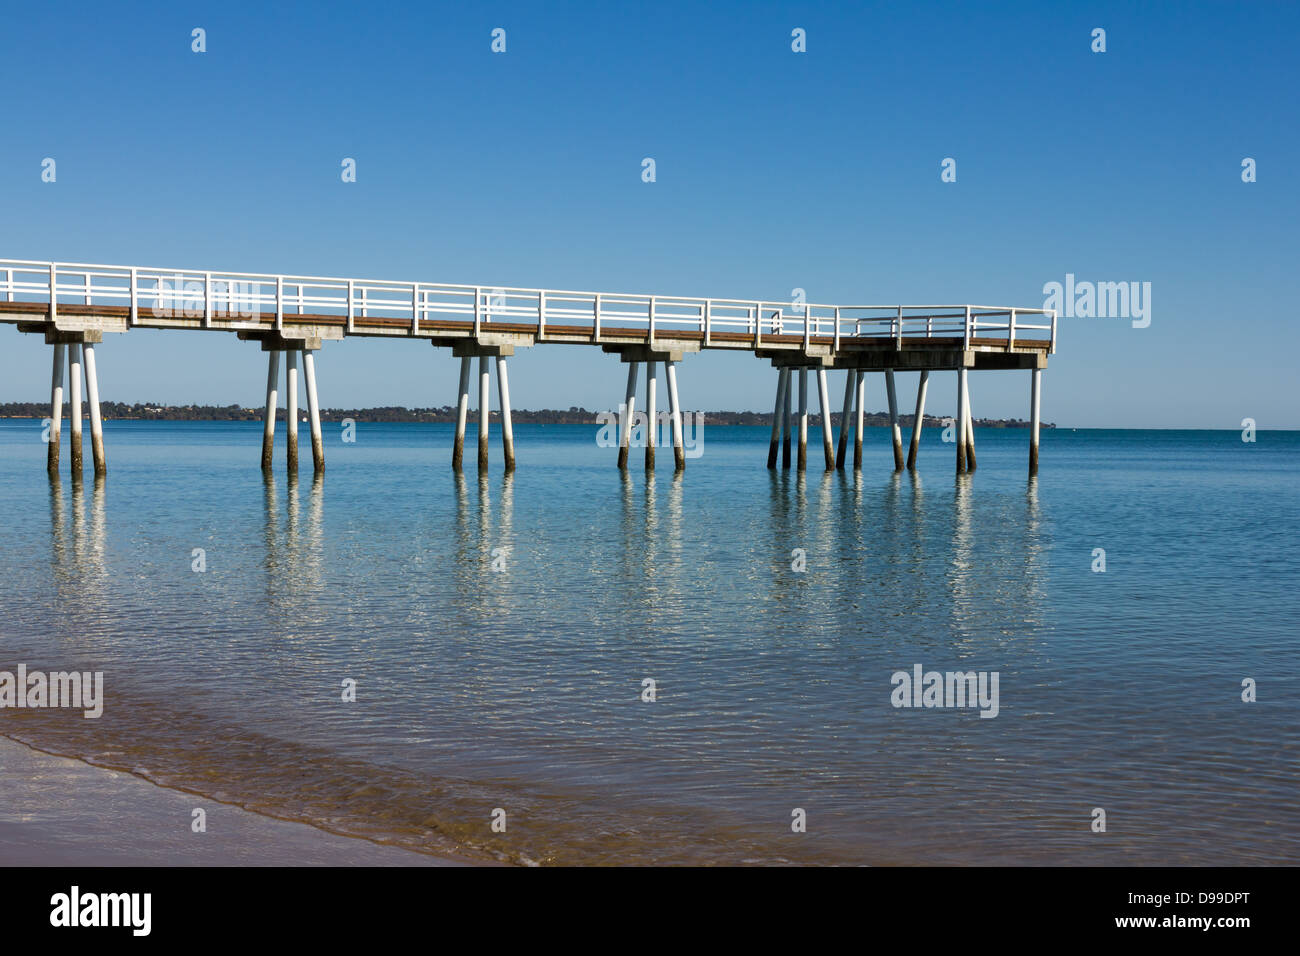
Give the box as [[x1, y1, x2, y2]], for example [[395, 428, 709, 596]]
[[0, 258, 1056, 353]]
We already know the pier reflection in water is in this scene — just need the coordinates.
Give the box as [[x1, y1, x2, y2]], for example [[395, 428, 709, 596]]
[[47, 475, 108, 618], [259, 472, 327, 632]]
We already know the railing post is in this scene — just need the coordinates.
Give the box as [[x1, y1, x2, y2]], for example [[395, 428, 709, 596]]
[[803, 304, 811, 351], [754, 302, 761, 346], [594, 293, 601, 341], [833, 306, 841, 352], [648, 295, 656, 345], [204, 271, 212, 327], [963, 305, 971, 350], [1008, 308, 1016, 352], [539, 289, 546, 338], [171, 272, 183, 319], [275, 275, 283, 330], [473, 286, 481, 336], [84, 271, 92, 306], [896, 305, 903, 349], [3, 267, 10, 303], [346, 279, 355, 333], [703, 299, 711, 346], [49, 263, 57, 323], [1050, 309, 1058, 353], [412, 284, 420, 335]]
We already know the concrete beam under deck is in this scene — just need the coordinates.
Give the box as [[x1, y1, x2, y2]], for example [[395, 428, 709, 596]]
[[447, 338, 520, 358], [828, 349, 1047, 372], [16, 323, 106, 345], [603, 343, 697, 364], [237, 330, 330, 352], [760, 350, 835, 369]]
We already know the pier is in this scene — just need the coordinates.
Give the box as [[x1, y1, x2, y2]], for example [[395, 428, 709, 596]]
[[1, 258, 1055, 479]]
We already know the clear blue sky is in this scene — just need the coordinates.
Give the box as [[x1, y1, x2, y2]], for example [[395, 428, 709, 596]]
[[2, 0, 1296, 427]]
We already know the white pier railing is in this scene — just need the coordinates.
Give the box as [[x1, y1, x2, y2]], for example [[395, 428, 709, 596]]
[[0, 259, 1056, 352]]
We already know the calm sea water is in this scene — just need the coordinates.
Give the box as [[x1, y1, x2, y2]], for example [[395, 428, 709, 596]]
[[1, 419, 1297, 865]]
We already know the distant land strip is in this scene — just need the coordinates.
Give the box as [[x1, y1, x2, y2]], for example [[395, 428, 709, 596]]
[[0, 401, 1053, 429]]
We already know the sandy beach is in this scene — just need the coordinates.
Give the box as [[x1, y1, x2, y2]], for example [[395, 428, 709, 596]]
[[0, 734, 464, 866]]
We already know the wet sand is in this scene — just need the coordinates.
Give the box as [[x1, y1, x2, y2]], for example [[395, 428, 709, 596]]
[[0, 735, 466, 866]]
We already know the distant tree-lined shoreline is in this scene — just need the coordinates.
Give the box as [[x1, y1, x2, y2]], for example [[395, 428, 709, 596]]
[[0, 401, 1051, 429]]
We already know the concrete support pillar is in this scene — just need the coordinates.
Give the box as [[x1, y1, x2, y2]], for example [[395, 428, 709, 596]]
[[83, 342, 106, 476], [617, 362, 639, 470], [1029, 368, 1042, 477], [644, 361, 658, 470], [782, 372, 793, 469], [962, 372, 976, 471], [797, 369, 809, 472], [853, 371, 865, 470], [303, 350, 324, 473], [956, 367, 968, 474], [47, 344, 65, 475], [835, 370, 854, 469], [453, 356, 471, 471], [261, 350, 280, 471], [907, 370, 929, 470], [817, 369, 835, 470], [767, 369, 788, 469], [478, 356, 490, 471], [496, 355, 515, 472], [665, 359, 685, 472], [286, 349, 300, 473], [68, 344, 83, 476], [885, 368, 903, 471]]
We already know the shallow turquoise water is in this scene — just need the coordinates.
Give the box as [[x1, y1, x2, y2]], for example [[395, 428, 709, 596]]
[[1, 419, 1297, 864]]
